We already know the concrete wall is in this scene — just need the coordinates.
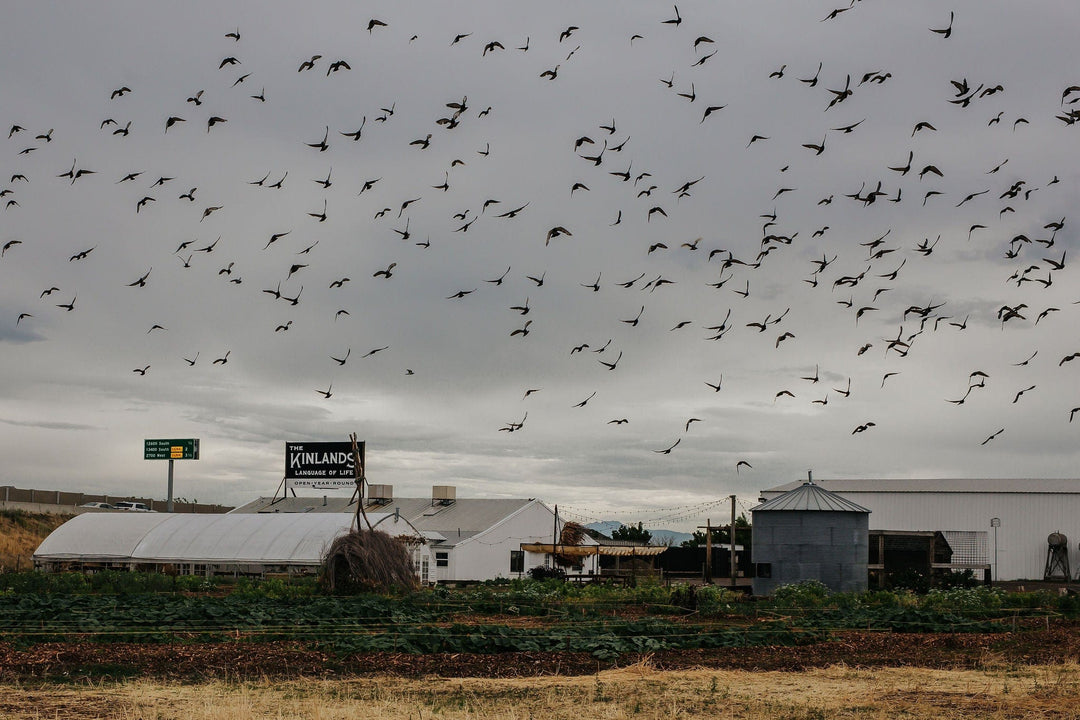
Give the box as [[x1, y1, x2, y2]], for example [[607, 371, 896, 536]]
[[0, 486, 231, 515], [752, 510, 869, 596]]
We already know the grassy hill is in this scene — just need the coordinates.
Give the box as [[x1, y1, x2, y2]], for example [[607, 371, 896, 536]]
[[0, 510, 72, 571]]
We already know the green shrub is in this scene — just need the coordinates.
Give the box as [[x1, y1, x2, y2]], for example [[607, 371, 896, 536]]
[[695, 585, 740, 615], [1056, 592, 1080, 613], [770, 580, 830, 608], [936, 569, 981, 589], [888, 569, 931, 594], [921, 585, 1003, 611]]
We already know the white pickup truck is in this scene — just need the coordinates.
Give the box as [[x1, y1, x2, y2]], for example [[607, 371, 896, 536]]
[[113, 501, 154, 512]]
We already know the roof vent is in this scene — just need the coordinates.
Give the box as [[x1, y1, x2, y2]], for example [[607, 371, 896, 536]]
[[432, 485, 456, 506], [368, 484, 393, 505]]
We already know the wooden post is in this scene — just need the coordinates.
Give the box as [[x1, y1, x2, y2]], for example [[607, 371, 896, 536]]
[[878, 533, 886, 588], [552, 504, 559, 569], [350, 433, 371, 531], [730, 495, 737, 589], [698, 519, 713, 584]]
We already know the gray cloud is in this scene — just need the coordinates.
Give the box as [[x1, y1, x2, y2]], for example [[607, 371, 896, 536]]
[[0, 2, 1078, 526]]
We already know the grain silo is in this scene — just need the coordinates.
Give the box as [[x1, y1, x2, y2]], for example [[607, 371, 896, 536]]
[[751, 473, 870, 596]]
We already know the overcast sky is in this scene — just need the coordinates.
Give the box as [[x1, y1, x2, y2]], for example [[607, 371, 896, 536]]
[[1, 2, 1078, 531]]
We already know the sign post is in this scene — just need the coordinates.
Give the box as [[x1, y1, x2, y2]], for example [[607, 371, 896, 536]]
[[144, 438, 200, 512]]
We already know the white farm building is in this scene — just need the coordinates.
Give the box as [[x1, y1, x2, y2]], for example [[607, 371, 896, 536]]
[[231, 486, 599, 582], [760, 478, 1080, 582]]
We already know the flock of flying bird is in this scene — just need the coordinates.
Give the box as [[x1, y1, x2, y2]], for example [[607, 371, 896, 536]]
[[2, 3, 1079, 484]]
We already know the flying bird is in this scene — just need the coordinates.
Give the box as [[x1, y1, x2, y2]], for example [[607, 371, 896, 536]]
[[930, 11, 954, 38], [654, 438, 681, 454]]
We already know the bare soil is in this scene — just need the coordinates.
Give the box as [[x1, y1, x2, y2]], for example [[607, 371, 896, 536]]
[[1, 620, 1078, 682]]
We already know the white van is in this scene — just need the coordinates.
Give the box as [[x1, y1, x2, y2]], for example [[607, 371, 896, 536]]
[[113, 501, 154, 512]]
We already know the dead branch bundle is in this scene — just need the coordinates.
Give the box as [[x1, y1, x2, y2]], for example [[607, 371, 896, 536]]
[[555, 521, 586, 568], [320, 528, 419, 594]]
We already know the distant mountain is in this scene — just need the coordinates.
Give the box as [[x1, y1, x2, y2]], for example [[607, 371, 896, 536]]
[[585, 520, 622, 537], [585, 521, 693, 547], [650, 529, 694, 546]]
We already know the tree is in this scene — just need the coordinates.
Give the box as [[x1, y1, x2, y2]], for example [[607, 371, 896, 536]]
[[680, 513, 751, 548], [611, 521, 652, 545]]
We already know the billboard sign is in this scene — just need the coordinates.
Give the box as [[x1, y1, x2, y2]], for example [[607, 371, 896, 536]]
[[144, 438, 200, 460], [285, 440, 364, 487]]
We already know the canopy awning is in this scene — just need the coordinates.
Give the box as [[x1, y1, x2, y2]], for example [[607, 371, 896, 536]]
[[520, 543, 667, 557]]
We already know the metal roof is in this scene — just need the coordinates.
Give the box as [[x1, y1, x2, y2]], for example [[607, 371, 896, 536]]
[[761, 478, 1080, 495], [752, 481, 870, 513], [231, 495, 544, 545]]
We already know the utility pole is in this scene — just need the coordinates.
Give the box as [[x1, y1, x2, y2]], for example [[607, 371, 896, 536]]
[[696, 519, 713, 583], [730, 495, 737, 589]]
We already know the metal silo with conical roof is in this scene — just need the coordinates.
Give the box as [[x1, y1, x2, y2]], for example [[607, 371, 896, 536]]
[[751, 473, 870, 596]]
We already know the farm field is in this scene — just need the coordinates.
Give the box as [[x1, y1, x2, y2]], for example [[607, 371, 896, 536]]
[[2, 566, 1080, 717], [2, 663, 1080, 719]]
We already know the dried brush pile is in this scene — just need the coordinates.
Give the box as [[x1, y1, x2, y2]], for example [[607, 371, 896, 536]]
[[554, 521, 586, 569], [320, 529, 419, 594]]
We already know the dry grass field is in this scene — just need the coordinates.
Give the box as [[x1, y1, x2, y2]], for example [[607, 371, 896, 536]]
[[2, 662, 1080, 719], [0, 511, 70, 572]]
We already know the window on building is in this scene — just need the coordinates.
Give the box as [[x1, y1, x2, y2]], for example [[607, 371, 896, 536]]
[[510, 550, 524, 573], [756, 562, 771, 578], [435, 551, 449, 568]]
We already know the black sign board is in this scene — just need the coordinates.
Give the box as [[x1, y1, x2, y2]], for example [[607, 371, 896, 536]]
[[285, 441, 364, 487]]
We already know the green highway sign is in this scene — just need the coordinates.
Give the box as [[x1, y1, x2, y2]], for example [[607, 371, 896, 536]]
[[144, 438, 200, 460]]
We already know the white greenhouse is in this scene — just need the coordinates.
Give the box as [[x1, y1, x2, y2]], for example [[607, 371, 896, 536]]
[[33, 511, 431, 577]]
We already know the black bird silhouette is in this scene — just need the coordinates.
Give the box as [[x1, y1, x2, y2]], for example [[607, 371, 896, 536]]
[[306, 126, 329, 152], [662, 5, 681, 27], [373, 262, 397, 279], [573, 391, 597, 408], [930, 11, 954, 38], [654, 438, 681, 454], [127, 268, 152, 287]]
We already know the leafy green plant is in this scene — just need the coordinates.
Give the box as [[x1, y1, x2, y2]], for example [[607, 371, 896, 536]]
[[921, 585, 1003, 611], [770, 580, 831, 608], [695, 585, 741, 615]]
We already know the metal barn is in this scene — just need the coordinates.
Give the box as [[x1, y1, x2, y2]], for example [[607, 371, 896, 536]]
[[759, 478, 1080, 581]]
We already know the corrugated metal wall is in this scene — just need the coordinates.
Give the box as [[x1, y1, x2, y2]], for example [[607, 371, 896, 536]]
[[752, 511, 868, 595], [767, 491, 1080, 581]]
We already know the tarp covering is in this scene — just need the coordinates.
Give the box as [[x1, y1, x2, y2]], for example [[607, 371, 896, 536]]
[[520, 543, 667, 557], [34, 512, 411, 565]]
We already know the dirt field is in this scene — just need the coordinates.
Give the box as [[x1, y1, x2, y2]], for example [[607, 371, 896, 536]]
[[2, 663, 1079, 719], [0, 620, 1075, 681], [1, 625, 1080, 718]]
